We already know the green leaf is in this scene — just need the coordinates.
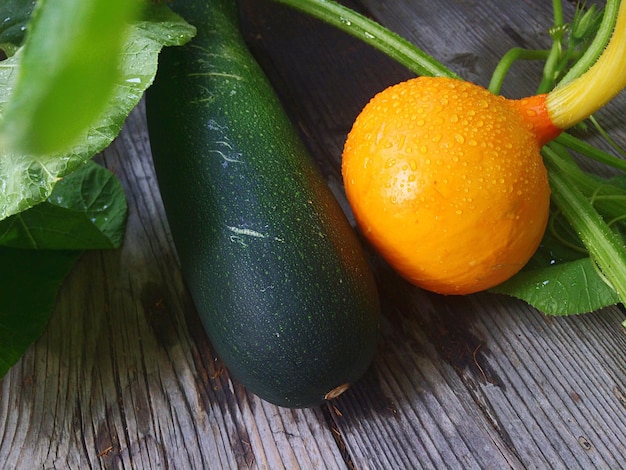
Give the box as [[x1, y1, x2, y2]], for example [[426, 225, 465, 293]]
[[0, 3, 196, 221], [0, 247, 81, 378], [0, 160, 127, 249], [0, 0, 35, 56], [492, 213, 620, 314], [492, 257, 620, 315], [0, 0, 140, 155]]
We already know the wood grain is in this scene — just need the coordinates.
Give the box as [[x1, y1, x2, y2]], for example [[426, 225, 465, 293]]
[[1, 0, 625, 468]]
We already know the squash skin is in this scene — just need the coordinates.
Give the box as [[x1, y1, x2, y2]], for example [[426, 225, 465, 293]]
[[145, 0, 380, 408]]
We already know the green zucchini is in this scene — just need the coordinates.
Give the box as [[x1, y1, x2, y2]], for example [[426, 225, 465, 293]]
[[146, 0, 380, 408]]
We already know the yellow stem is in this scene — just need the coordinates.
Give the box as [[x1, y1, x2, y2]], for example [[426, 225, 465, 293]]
[[546, 0, 626, 129]]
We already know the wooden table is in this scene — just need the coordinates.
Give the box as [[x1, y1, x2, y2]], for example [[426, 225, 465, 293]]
[[2, 0, 625, 468]]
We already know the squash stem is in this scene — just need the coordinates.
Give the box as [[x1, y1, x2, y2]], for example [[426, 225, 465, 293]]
[[546, 0, 626, 129], [558, 0, 622, 85]]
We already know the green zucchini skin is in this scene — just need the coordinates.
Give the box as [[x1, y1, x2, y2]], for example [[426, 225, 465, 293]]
[[146, 0, 380, 408]]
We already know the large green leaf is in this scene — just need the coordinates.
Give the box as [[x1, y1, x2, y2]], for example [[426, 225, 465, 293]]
[[492, 257, 620, 315], [0, 3, 196, 221], [0, 161, 127, 249], [0, 2, 195, 379], [0, 247, 82, 378], [491, 214, 621, 314], [0, 0, 140, 156]]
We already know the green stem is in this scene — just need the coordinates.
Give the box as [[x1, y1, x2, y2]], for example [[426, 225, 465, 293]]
[[544, 150, 626, 304], [556, 132, 626, 172], [543, 143, 626, 221], [545, 0, 626, 129], [537, 0, 566, 93], [588, 115, 626, 159], [553, 0, 565, 27], [488, 48, 550, 95], [272, 0, 457, 79], [558, 0, 622, 85]]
